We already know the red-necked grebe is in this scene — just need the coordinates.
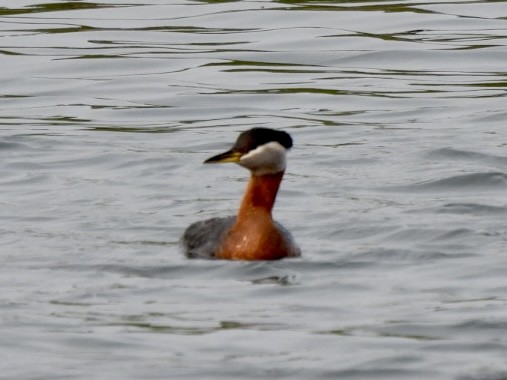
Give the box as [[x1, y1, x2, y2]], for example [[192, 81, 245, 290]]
[[182, 128, 301, 260]]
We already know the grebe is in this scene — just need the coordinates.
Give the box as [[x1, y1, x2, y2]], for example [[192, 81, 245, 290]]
[[182, 128, 301, 260]]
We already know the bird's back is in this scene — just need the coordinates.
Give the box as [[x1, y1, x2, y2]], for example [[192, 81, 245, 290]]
[[182, 216, 235, 259]]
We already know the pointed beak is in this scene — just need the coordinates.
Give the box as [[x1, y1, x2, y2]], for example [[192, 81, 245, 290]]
[[204, 149, 242, 164]]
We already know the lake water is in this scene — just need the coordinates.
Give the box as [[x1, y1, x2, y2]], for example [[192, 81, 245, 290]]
[[1, 0, 507, 379]]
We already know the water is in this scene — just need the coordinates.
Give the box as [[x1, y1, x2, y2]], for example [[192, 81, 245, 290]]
[[1, 0, 507, 379]]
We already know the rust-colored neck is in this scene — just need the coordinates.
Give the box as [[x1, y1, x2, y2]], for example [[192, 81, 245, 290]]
[[237, 171, 284, 220], [216, 171, 292, 260]]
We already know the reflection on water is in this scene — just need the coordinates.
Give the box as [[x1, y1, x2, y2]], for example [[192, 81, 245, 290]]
[[1, 1, 507, 379]]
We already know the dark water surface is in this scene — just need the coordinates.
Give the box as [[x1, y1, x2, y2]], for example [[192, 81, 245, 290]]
[[1, 1, 507, 379]]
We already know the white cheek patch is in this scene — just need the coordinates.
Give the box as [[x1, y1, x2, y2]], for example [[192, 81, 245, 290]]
[[239, 141, 287, 175]]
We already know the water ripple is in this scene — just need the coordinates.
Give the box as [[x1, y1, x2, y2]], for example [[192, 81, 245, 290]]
[[389, 172, 507, 193]]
